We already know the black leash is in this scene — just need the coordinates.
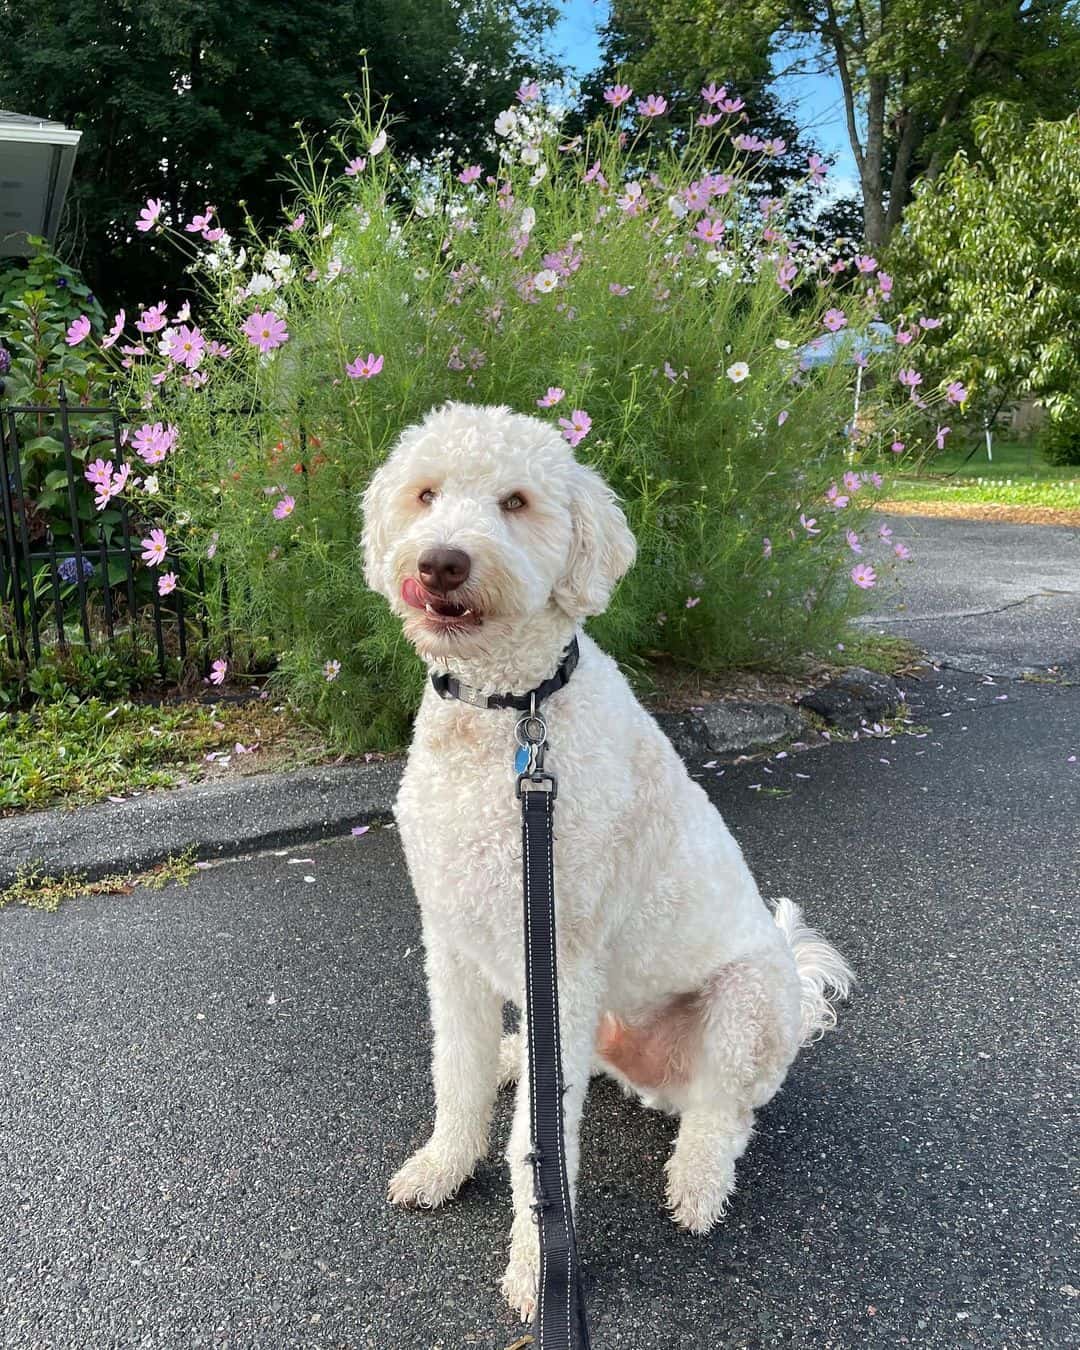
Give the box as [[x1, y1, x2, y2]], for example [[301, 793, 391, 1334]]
[[516, 702, 591, 1350], [431, 636, 590, 1348]]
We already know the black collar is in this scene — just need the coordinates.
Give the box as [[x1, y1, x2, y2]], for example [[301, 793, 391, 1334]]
[[430, 635, 580, 712]]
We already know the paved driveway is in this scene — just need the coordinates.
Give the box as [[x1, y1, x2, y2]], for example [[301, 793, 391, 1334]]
[[1, 515, 1078, 1348]]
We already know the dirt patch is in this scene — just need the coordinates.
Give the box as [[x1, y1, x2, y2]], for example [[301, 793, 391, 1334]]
[[878, 499, 1080, 527]]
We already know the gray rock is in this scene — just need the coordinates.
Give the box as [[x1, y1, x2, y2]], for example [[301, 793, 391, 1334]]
[[698, 701, 803, 754], [797, 666, 901, 730]]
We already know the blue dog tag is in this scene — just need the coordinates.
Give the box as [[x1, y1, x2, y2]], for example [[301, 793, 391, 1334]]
[[514, 745, 531, 775]]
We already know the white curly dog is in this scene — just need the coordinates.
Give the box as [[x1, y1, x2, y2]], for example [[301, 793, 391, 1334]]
[[361, 401, 852, 1320]]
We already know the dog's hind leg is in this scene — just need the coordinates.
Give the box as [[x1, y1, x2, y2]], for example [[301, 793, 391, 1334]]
[[388, 935, 503, 1209], [664, 955, 802, 1233]]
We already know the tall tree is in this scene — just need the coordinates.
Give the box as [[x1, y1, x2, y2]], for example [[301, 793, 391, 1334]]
[[596, 1, 1080, 249], [585, 0, 829, 219], [0, 0, 557, 307], [893, 102, 1080, 457]]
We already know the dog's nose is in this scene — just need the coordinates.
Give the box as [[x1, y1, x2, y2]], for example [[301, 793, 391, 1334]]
[[417, 547, 471, 594]]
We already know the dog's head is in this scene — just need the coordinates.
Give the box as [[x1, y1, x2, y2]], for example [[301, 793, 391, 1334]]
[[361, 402, 636, 659]]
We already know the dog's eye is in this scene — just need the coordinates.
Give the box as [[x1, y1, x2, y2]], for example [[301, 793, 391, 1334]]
[[501, 493, 526, 512], [418, 488, 437, 505]]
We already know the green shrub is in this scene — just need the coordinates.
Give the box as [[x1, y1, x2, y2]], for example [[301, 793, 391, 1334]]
[[92, 83, 948, 750], [1043, 414, 1080, 466]]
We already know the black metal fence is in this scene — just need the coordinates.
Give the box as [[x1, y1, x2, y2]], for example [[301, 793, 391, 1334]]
[[0, 387, 209, 679]]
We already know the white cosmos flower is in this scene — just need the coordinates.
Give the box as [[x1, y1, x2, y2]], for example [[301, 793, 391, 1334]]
[[667, 194, 688, 219], [529, 163, 548, 186], [494, 109, 518, 137], [414, 194, 437, 218], [534, 268, 559, 294], [727, 361, 750, 383], [369, 129, 387, 156], [414, 266, 431, 281], [246, 272, 275, 296], [520, 206, 536, 233], [774, 338, 793, 349], [520, 145, 540, 166], [143, 474, 159, 495]]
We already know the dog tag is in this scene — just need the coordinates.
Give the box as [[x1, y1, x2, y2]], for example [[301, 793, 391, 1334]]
[[514, 745, 531, 775]]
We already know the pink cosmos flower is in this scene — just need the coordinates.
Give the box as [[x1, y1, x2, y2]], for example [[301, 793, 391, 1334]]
[[764, 137, 786, 156], [346, 352, 384, 379], [458, 164, 482, 185], [685, 596, 701, 609], [854, 255, 878, 273], [85, 459, 114, 491], [721, 97, 745, 113], [165, 323, 205, 370], [851, 563, 877, 589], [895, 329, 914, 345], [799, 513, 820, 536], [891, 440, 906, 454], [777, 410, 789, 427], [898, 368, 922, 388], [558, 409, 592, 447], [694, 217, 724, 244], [609, 282, 631, 296], [701, 82, 727, 105], [185, 208, 214, 234], [846, 530, 862, 554], [843, 471, 862, 494], [879, 524, 893, 541], [101, 310, 126, 350], [273, 495, 296, 520], [206, 340, 231, 358], [583, 160, 607, 188], [202, 227, 224, 243], [807, 154, 827, 182], [242, 311, 288, 353], [135, 198, 163, 232], [158, 572, 178, 596], [210, 659, 228, 686], [707, 172, 734, 196], [919, 316, 942, 329], [517, 80, 541, 103], [826, 484, 849, 509], [324, 659, 342, 681], [894, 543, 912, 561], [537, 387, 565, 408], [285, 213, 306, 234], [823, 308, 847, 332], [136, 301, 168, 335], [763, 537, 772, 558], [344, 156, 367, 176], [66, 315, 91, 346], [604, 84, 633, 108], [636, 94, 668, 117], [141, 528, 168, 567], [877, 271, 893, 296], [132, 422, 178, 465], [697, 113, 722, 128], [935, 425, 951, 450], [946, 381, 967, 404], [777, 259, 798, 294]]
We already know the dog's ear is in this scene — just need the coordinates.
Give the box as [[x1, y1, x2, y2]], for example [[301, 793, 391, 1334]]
[[360, 461, 394, 599], [553, 461, 637, 619]]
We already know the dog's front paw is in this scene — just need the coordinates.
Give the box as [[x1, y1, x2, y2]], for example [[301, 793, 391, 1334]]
[[664, 1151, 735, 1234], [501, 1225, 540, 1322], [387, 1143, 471, 1209]]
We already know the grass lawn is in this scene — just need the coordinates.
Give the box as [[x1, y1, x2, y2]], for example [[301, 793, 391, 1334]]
[[0, 696, 337, 814], [884, 438, 1080, 512]]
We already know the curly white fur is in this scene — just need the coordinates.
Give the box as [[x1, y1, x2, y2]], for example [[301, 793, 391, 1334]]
[[361, 402, 853, 1319]]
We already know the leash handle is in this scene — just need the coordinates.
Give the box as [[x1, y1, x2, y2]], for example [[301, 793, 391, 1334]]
[[519, 770, 591, 1350]]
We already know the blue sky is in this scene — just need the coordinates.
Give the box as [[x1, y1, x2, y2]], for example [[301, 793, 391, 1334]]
[[550, 0, 858, 192]]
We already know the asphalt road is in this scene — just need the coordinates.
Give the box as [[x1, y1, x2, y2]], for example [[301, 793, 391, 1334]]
[[860, 514, 1080, 678], [2, 520, 1079, 1349]]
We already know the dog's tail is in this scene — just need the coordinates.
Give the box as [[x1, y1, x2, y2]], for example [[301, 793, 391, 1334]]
[[773, 898, 854, 1045]]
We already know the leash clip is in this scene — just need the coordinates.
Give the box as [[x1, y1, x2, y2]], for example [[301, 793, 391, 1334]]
[[515, 692, 557, 794]]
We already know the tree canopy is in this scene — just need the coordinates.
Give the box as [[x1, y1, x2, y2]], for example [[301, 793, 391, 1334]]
[[0, 0, 557, 308], [893, 101, 1080, 443], [597, 1, 1080, 249]]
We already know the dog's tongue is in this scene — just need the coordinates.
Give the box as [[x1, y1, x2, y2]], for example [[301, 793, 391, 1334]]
[[401, 576, 431, 611]]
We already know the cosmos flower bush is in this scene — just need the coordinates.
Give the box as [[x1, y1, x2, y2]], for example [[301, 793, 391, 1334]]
[[76, 81, 957, 748]]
